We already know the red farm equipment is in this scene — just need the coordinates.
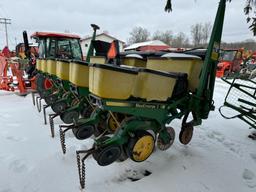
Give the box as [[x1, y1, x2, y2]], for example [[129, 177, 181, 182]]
[[216, 49, 244, 78], [0, 31, 37, 95]]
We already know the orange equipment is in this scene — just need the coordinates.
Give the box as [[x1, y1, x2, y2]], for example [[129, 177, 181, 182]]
[[216, 49, 244, 78], [0, 52, 36, 95]]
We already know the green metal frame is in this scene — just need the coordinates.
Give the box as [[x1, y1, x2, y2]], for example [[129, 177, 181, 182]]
[[220, 76, 256, 129], [86, 0, 227, 148]]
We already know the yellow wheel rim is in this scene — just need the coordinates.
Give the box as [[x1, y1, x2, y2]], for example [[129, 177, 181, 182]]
[[132, 135, 154, 162], [108, 116, 119, 132]]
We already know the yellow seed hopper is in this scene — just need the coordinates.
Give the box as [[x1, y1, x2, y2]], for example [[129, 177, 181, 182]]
[[56, 59, 70, 81], [147, 53, 203, 92], [46, 59, 57, 76], [69, 60, 89, 87]]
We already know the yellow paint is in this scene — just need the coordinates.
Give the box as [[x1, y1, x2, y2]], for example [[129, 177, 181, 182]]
[[132, 135, 154, 162], [123, 58, 146, 67], [146, 57, 202, 92], [69, 62, 89, 87], [90, 56, 106, 64], [36, 59, 42, 71], [46, 60, 57, 75], [105, 102, 131, 107], [133, 71, 176, 101], [89, 65, 137, 99], [211, 52, 219, 61], [56, 60, 70, 80], [40, 59, 47, 73]]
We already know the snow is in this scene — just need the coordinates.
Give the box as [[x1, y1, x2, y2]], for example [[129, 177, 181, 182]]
[[0, 78, 256, 192], [124, 40, 168, 51]]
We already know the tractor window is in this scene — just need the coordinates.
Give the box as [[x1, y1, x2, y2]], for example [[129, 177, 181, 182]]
[[48, 39, 56, 58], [70, 39, 82, 60], [38, 39, 46, 58], [222, 51, 237, 61], [57, 39, 72, 59]]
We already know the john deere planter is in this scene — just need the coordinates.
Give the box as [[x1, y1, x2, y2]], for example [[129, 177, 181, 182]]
[[75, 0, 227, 189]]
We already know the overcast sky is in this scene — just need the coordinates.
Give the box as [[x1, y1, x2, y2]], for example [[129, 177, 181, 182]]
[[0, 0, 255, 49]]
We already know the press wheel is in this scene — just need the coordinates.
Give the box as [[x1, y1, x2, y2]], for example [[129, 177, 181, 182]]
[[127, 130, 155, 162], [51, 101, 67, 113], [93, 145, 121, 166], [107, 113, 125, 132], [60, 110, 79, 124], [157, 127, 175, 151], [72, 124, 94, 140], [179, 123, 194, 145], [45, 93, 58, 105]]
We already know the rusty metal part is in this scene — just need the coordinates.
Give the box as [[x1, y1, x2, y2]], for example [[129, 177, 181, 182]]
[[179, 122, 194, 145], [76, 148, 96, 189], [49, 113, 59, 138]]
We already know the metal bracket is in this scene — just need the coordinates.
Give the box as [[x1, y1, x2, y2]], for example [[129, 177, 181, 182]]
[[49, 113, 59, 138], [76, 148, 96, 189], [43, 104, 51, 124], [31, 91, 37, 106], [59, 124, 74, 154], [36, 96, 42, 112]]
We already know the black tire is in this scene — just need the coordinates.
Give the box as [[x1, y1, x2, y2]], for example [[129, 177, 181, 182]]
[[44, 93, 59, 104], [72, 124, 94, 140], [51, 101, 67, 113], [60, 110, 80, 124], [93, 145, 121, 166]]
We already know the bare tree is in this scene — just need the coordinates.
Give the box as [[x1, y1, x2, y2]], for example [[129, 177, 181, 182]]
[[221, 39, 256, 50], [202, 22, 212, 44], [127, 27, 150, 45], [191, 23, 203, 46], [191, 22, 212, 46], [152, 30, 173, 45], [172, 32, 190, 48]]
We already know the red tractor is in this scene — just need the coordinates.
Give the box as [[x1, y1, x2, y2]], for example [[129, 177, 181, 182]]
[[216, 49, 243, 78]]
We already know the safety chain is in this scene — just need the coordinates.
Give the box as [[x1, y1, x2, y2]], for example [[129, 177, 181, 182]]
[[59, 124, 73, 154], [49, 114, 58, 138], [59, 127, 66, 154], [76, 148, 95, 189]]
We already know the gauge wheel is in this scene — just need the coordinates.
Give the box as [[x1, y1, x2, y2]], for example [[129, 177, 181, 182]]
[[106, 113, 126, 133], [51, 101, 67, 113], [126, 130, 155, 162], [179, 123, 194, 145], [93, 144, 121, 166], [157, 127, 175, 151], [60, 110, 80, 124], [72, 124, 94, 140], [45, 93, 58, 105]]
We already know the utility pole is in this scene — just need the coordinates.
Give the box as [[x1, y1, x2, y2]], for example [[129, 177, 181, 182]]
[[0, 18, 11, 48]]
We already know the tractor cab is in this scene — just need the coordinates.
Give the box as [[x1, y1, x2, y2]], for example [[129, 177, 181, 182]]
[[31, 32, 83, 61], [216, 49, 243, 77]]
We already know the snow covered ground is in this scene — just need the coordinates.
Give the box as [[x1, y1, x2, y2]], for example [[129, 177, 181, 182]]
[[0, 78, 256, 192]]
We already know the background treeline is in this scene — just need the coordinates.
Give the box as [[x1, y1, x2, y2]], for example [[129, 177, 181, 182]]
[[127, 22, 256, 50]]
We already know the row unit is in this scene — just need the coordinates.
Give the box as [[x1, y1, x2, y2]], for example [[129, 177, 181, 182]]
[[36, 54, 203, 101]]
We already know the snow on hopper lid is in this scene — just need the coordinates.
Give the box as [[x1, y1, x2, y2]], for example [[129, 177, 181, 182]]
[[161, 53, 201, 60]]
